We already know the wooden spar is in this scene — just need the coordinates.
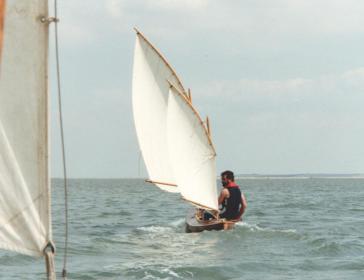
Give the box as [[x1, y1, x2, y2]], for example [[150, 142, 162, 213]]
[[206, 116, 211, 136], [223, 219, 241, 224], [167, 80, 216, 155], [182, 196, 219, 212], [44, 245, 56, 280], [134, 27, 187, 95], [145, 179, 177, 187], [0, 0, 5, 63], [187, 88, 192, 103]]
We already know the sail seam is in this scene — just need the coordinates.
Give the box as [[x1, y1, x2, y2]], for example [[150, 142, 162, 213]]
[[0, 242, 45, 257], [0, 193, 43, 228]]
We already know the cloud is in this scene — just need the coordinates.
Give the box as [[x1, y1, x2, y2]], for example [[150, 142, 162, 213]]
[[202, 69, 364, 173], [105, 0, 125, 18], [196, 68, 364, 101], [58, 0, 364, 51], [117, 0, 364, 35], [55, 1, 104, 47], [58, 22, 95, 47], [342, 67, 364, 90], [247, 0, 364, 35], [191, 67, 364, 147], [147, 0, 208, 10], [50, 1, 364, 176]]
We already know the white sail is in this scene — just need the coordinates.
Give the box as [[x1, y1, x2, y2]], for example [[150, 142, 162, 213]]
[[167, 85, 218, 211], [0, 0, 51, 257], [132, 30, 185, 193], [0, 0, 4, 62]]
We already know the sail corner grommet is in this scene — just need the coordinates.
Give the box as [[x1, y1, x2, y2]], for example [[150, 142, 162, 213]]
[[40, 17, 59, 24], [43, 241, 56, 254]]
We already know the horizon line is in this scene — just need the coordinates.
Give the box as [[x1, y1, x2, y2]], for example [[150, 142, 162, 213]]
[[51, 172, 364, 180]]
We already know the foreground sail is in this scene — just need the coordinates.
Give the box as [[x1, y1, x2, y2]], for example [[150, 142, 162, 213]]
[[167, 85, 218, 211], [0, 0, 4, 61], [132, 29, 185, 192], [0, 0, 51, 257]]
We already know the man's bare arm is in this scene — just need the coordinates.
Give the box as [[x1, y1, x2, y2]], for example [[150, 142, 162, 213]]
[[218, 188, 229, 205], [238, 194, 247, 219]]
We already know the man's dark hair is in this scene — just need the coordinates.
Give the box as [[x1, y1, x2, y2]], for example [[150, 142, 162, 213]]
[[221, 170, 234, 181]]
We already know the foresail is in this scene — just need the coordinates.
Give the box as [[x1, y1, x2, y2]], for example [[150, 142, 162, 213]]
[[167, 85, 218, 211], [132, 30, 185, 193], [0, 0, 50, 256]]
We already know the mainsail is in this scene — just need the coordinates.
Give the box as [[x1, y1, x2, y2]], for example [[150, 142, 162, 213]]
[[167, 85, 218, 211], [132, 29, 185, 193], [0, 0, 51, 257]]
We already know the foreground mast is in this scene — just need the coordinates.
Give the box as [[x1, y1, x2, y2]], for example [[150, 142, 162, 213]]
[[0, 1, 55, 278], [0, 0, 4, 61]]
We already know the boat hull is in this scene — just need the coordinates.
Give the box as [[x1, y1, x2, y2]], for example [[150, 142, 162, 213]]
[[185, 211, 225, 233]]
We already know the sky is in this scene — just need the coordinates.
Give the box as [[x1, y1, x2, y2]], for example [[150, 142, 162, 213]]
[[49, 0, 364, 178]]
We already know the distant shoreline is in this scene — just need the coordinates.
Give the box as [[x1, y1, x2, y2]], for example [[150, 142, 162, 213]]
[[235, 174, 364, 179], [51, 174, 364, 180]]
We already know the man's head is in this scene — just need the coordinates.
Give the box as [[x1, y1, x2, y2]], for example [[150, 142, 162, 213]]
[[221, 170, 234, 186]]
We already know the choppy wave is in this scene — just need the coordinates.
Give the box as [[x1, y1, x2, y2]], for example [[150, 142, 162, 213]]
[[236, 221, 298, 234], [1, 178, 364, 280], [169, 218, 185, 228], [136, 225, 175, 234]]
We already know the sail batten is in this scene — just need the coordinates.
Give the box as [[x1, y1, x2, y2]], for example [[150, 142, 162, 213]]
[[145, 179, 177, 187], [0, 0, 51, 257]]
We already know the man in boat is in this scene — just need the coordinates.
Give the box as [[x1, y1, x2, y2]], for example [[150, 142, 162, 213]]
[[218, 170, 247, 221]]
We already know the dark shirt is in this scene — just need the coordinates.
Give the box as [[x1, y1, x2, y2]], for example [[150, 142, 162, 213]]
[[221, 185, 241, 220]]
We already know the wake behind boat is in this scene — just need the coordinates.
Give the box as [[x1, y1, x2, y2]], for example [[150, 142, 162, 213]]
[[132, 29, 239, 232]]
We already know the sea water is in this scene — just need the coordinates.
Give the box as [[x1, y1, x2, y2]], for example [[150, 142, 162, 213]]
[[0, 178, 363, 279]]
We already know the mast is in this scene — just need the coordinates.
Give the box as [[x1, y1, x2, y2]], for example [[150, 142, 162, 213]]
[[44, 243, 56, 280]]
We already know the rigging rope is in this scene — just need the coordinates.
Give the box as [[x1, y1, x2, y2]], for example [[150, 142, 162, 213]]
[[53, 0, 69, 278]]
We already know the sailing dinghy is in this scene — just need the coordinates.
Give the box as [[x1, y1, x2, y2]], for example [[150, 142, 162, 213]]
[[132, 29, 235, 232], [0, 1, 68, 279]]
